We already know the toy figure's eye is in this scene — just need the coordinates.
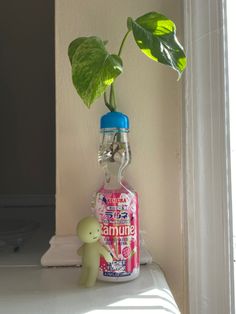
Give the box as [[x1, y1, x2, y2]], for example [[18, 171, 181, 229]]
[[89, 232, 92, 235]]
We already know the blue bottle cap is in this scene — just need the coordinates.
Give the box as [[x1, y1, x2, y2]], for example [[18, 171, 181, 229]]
[[100, 112, 129, 129]]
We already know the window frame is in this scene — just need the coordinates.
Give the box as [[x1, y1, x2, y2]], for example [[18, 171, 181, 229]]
[[183, 0, 235, 312]]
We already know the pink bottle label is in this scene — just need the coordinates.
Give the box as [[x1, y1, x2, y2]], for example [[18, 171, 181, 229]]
[[95, 190, 139, 277]]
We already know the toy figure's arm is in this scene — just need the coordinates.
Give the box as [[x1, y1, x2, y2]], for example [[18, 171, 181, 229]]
[[98, 244, 113, 263], [77, 244, 85, 256]]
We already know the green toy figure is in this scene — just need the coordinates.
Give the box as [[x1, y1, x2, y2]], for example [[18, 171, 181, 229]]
[[76, 216, 113, 287]]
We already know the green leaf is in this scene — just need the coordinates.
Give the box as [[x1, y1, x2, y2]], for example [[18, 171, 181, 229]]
[[71, 36, 123, 108], [68, 37, 88, 64], [128, 12, 187, 77], [68, 37, 109, 65]]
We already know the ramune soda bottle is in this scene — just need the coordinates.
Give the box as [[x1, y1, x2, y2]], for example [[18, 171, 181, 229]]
[[93, 112, 140, 282]]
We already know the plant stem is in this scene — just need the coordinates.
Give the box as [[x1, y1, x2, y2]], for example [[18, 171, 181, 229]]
[[104, 90, 108, 104], [106, 30, 131, 111], [109, 84, 116, 111], [104, 92, 115, 112], [118, 30, 131, 57]]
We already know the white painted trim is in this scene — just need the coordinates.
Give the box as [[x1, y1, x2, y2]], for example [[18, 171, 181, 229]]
[[41, 234, 153, 267], [41, 235, 82, 266], [183, 0, 235, 313]]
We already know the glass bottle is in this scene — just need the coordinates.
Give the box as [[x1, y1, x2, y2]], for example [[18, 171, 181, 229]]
[[93, 112, 140, 282]]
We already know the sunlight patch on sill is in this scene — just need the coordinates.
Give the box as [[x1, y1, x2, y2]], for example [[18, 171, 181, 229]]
[[85, 310, 174, 314], [85, 288, 180, 314], [107, 297, 178, 312]]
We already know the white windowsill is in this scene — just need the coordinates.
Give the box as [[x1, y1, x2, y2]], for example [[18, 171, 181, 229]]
[[0, 263, 180, 314]]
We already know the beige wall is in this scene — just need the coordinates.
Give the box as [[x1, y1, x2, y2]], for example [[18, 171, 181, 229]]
[[56, 0, 185, 311]]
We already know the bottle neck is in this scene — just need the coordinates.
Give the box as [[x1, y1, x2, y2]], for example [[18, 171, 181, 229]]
[[98, 129, 131, 190], [104, 167, 123, 190]]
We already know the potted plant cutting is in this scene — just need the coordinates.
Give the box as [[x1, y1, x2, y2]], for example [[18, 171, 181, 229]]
[[68, 11, 186, 111]]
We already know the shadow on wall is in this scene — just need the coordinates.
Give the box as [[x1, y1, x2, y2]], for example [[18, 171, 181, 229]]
[[0, 0, 55, 196]]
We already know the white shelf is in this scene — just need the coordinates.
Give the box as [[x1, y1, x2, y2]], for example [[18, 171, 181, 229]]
[[0, 263, 180, 314]]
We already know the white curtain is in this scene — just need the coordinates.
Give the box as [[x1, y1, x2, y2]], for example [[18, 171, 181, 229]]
[[183, 0, 234, 313]]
